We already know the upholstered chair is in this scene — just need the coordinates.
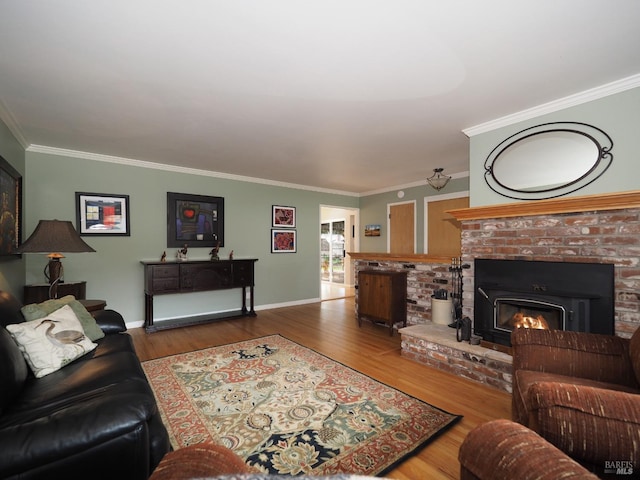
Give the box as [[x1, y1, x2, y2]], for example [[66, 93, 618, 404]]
[[511, 327, 640, 474], [149, 443, 251, 479], [459, 419, 598, 479]]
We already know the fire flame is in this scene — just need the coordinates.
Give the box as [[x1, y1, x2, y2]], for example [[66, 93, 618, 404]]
[[511, 312, 549, 330]]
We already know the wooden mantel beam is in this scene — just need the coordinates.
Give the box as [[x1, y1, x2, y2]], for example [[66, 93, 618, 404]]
[[447, 190, 640, 221]]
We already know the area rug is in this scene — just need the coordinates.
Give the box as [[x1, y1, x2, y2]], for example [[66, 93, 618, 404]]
[[142, 334, 461, 476]]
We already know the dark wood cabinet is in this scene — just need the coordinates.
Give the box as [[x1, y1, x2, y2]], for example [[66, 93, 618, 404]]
[[141, 259, 257, 332], [357, 270, 407, 335], [23, 281, 87, 304]]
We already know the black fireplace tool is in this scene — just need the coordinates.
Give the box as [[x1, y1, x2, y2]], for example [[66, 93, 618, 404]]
[[447, 257, 470, 335]]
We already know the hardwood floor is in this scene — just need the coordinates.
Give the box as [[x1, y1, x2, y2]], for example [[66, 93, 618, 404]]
[[131, 297, 511, 479]]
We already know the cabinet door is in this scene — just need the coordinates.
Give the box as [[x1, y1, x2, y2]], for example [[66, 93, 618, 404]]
[[181, 263, 232, 291], [150, 265, 180, 293], [359, 273, 391, 319], [233, 260, 254, 287]]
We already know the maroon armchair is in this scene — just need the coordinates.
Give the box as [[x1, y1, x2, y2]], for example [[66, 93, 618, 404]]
[[510, 327, 640, 475]]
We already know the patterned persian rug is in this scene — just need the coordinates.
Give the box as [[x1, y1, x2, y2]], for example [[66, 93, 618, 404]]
[[142, 335, 461, 476]]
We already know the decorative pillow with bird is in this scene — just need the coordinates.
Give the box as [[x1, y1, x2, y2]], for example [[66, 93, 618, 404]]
[[21, 295, 105, 341], [6, 305, 98, 378]]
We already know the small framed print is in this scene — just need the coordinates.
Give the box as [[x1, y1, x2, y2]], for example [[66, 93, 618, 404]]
[[76, 192, 130, 236], [272, 205, 296, 228], [271, 229, 296, 253], [365, 224, 381, 237]]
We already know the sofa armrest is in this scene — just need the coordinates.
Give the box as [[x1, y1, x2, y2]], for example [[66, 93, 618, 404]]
[[0, 392, 154, 478], [511, 328, 638, 387], [459, 419, 597, 480], [528, 382, 640, 470], [94, 309, 127, 334]]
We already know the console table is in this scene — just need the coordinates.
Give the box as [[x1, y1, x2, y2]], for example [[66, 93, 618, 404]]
[[141, 259, 258, 332]]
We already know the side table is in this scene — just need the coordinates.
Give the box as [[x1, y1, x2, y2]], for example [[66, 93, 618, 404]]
[[79, 299, 107, 317], [23, 281, 87, 304]]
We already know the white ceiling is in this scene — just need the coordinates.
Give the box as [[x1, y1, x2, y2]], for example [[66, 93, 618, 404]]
[[1, 1, 640, 194]]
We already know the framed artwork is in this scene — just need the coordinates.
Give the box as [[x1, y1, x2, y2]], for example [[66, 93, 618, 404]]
[[76, 192, 130, 236], [167, 192, 224, 248], [272, 205, 296, 227], [365, 224, 381, 237], [271, 229, 296, 253], [0, 155, 22, 255]]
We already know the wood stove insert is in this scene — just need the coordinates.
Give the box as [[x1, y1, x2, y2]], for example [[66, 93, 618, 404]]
[[473, 259, 614, 347]]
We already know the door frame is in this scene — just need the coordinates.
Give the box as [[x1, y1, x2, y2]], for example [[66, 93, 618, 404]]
[[320, 205, 360, 288], [423, 191, 469, 253], [387, 200, 416, 253]]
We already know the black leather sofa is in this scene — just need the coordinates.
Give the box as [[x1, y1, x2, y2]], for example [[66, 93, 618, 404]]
[[0, 291, 171, 480]]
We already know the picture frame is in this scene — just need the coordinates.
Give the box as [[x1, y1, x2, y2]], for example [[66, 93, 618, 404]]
[[271, 229, 296, 253], [167, 192, 224, 248], [272, 205, 296, 228], [365, 224, 381, 237], [0, 155, 22, 255], [76, 192, 130, 236]]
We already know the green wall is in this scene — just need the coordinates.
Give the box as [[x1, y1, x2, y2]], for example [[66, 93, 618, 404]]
[[469, 87, 640, 206], [0, 121, 25, 298], [22, 151, 358, 326]]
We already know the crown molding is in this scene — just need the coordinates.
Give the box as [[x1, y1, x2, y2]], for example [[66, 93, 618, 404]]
[[0, 99, 29, 148], [26, 144, 360, 197], [463, 73, 640, 137]]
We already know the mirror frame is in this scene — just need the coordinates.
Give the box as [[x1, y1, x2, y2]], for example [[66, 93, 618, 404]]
[[484, 121, 613, 200]]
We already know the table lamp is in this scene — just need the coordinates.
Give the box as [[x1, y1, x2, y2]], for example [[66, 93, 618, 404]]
[[17, 219, 96, 299]]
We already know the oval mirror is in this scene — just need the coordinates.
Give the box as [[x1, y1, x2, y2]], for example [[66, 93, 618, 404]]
[[484, 122, 613, 200]]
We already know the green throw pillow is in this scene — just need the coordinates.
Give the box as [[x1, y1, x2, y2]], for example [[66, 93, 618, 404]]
[[21, 295, 105, 341]]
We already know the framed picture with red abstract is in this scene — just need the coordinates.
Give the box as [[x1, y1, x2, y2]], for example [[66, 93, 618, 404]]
[[167, 192, 224, 248], [271, 229, 296, 253], [272, 205, 295, 228], [76, 192, 130, 236]]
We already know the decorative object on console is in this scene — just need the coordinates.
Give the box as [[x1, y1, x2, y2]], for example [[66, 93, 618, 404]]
[[167, 192, 224, 248], [484, 121, 613, 200], [16, 220, 96, 299], [0, 154, 21, 256], [210, 241, 221, 261], [272, 205, 295, 227], [160, 250, 166, 262], [271, 229, 296, 253], [75, 192, 130, 235], [176, 244, 188, 261], [427, 167, 451, 191]]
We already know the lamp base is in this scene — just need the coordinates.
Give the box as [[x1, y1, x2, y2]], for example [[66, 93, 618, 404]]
[[44, 257, 64, 299]]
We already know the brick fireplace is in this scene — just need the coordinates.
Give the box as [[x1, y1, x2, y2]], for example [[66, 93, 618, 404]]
[[455, 191, 640, 339], [361, 191, 640, 392]]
